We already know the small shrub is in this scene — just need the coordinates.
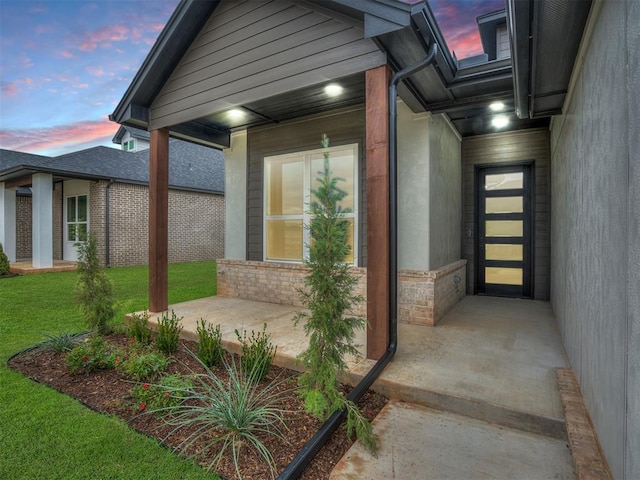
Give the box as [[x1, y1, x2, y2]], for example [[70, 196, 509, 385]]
[[235, 323, 277, 383], [155, 310, 182, 355], [66, 336, 119, 374], [132, 373, 193, 412], [0, 242, 10, 276], [196, 319, 224, 368], [117, 351, 168, 381], [157, 352, 291, 479], [75, 233, 115, 334], [41, 331, 83, 353], [127, 312, 152, 345]]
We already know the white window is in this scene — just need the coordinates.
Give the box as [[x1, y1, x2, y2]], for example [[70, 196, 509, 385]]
[[264, 144, 358, 264], [66, 194, 88, 242]]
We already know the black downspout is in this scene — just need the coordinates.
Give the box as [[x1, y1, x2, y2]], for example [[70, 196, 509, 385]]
[[278, 42, 438, 480], [105, 180, 113, 267]]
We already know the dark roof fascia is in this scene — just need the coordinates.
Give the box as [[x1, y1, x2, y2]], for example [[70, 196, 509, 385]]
[[506, 0, 531, 119], [477, 9, 507, 57], [109, 0, 220, 126], [316, 0, 426, 37]]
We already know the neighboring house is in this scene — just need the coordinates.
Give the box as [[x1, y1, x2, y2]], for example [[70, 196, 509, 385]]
[[0, 133, 225, 267], [108, 1, 638, 478]]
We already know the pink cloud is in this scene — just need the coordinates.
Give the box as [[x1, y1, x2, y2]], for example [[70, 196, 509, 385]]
[[0, 118, 119, 154], [86, 66, 105, 77], [59, 50, 75, 58], [79, 24, 130, 51], [1, 82, 19, 96]]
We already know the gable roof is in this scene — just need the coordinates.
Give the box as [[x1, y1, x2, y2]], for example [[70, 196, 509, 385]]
[[110, 0, 592, 139], [0, 140, 224, 194], [112, 125, 151, 145]]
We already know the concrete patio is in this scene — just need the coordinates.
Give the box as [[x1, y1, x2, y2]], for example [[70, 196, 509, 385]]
[[141, 294, 576, 479]]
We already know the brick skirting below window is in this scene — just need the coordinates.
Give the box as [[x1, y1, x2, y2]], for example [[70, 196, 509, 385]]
[[217, 259, 466, 326]]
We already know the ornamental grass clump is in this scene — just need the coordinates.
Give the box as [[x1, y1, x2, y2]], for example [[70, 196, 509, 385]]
[[196, 319, 224, 368], [294, 134, 377, 453], [41, 331, 83, 353], [153, 351, 292, 480], [155, 310, 183, 355], [75, 233, 115, 334]]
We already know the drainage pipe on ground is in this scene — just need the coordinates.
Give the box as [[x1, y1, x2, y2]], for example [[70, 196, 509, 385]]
[[278, 42, 438, 480]]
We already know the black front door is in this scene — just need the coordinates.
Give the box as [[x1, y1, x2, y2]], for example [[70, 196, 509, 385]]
[[476, 165, 533, 298]]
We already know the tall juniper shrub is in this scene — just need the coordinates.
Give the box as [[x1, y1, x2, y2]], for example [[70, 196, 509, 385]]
[[294, 134, 377, 452], [75, 233, 115, 334]]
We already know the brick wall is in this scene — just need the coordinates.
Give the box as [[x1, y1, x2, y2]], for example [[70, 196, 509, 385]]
[[16, 195, 32, 260], [53, 183, 62, 260], [217, 259, 466, 326], [106, 181, 225, 267]]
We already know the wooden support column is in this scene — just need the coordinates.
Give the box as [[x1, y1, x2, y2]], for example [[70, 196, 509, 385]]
[[365, 65, 392, 360], [149, 128, 169, 313]]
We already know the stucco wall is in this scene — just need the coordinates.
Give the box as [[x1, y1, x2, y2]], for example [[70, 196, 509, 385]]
[[428, 113, 462, 270], [549, 2, 638, 478], [223, 130, 247, 260], [397, 102, 430, 270]]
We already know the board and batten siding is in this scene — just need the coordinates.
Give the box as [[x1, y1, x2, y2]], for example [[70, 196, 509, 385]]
[[149, 0, 385, 130], [246, 107, 367, 265], [462, 128, 551, 300]]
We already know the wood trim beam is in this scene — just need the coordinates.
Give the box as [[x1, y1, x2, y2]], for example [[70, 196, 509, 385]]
[[149, 128, 169, 313], [365, 65, 392, 360], [5, 175, 33, 189]]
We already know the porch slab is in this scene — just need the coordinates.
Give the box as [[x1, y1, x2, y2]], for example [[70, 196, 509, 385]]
[[140, 295, 568, 438], [10, 260, 77, 274], [330, 400, 575, 480]]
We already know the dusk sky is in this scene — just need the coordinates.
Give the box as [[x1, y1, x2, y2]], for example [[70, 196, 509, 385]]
[[0, 0, 504, 157]]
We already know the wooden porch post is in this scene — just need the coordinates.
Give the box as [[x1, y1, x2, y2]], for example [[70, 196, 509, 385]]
[[149, 128, 169, 313], [365, 65, 391, 360]]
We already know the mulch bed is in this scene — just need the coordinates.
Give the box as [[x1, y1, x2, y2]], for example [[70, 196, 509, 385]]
[[8, 333, 387, 480]]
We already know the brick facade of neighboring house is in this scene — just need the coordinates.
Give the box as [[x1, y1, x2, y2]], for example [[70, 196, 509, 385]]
[[15, 181, 225, 267]]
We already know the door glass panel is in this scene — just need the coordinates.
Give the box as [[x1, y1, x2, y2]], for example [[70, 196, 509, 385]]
[[266, 220, 303, 261], [485, 267, 523, 285], [265, 157, 304, 215], [67, 197, 76, 222], [77, 224, 87, 242], [485, 220, 523, 237], [485, 196, 523, 213], [67, 224, 76, 241], [77, 195, 87, 221], [485, 244, 523, 261], [485, 172, 523, 190]]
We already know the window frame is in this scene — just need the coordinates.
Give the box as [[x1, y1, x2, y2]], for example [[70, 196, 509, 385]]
[[65, 193, 89, 243], [263, 143, 359, 265]]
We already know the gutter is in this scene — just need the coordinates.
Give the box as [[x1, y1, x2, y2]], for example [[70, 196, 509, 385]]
[[278, 42, 438, 480]]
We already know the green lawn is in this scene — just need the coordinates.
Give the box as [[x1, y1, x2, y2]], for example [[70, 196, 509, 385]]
[[0, 261, 217, 479]]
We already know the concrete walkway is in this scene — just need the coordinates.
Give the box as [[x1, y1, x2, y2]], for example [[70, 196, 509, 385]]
[[142, 295, 576, 479]]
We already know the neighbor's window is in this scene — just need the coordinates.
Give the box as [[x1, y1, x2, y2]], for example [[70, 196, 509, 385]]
[[264, 144, 358, 264], [66, 194, 88, 242]]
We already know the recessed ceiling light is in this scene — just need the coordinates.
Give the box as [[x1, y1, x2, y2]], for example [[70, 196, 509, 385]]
[[324, 84, 343, 97], [489, 101, 505, 111], [228, 108, 245, 120], [491, 115, 510, 129]]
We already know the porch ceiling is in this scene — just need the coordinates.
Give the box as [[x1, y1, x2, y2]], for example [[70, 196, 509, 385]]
[[110, 0, 591, 144]]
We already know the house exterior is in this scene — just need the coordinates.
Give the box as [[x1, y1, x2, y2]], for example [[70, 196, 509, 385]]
[[109, 1, 638, 478], [0, 133, 225, 267]]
